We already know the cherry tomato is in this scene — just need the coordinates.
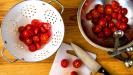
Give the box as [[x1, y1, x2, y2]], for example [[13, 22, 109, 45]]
[[40, 34, 49, 44], [31, 19, 40, 26], [24, 38, 33, 45], [61, 59, 69, 68], [28, 44, 36, 52], [35, 43, 41, 50], [73, 59, 82, 68], [18, 26, 25, 33], [70, 71, 78, 75], [33, 35, 40, 43]]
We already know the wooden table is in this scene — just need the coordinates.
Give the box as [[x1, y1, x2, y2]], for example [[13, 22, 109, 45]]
[[0, 0, 133, 75]]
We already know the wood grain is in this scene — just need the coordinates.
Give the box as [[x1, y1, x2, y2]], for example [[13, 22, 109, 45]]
[[0, 0, 133, 75]]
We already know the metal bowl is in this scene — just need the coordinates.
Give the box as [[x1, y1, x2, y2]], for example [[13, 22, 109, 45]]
[[77, 0, 133, 51]]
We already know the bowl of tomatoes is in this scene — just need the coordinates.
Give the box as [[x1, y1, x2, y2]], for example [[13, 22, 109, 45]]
[[77, 0, 133, 51]]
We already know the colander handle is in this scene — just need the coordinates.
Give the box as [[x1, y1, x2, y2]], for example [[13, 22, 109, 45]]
[[1, 47, 19, 63], [48, 0, 64, 14]]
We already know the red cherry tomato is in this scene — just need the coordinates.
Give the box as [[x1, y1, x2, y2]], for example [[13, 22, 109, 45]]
[[31, 19, 41, 26], [25, 24, 32, 30], [61, 59, 69, 68], [91, 9, 100, 18], [19, 34, 25, 41], [40, 34, 49, 44], [42, 23, 51, 30], [121, 8, 128, 15], [114, 6, 122, 13], [119, 22, 128, 31], [33, 35, 40, 43], [70, 71, 78, 75], [91, 18, 99, 25], [121, 17, 128, 23], [40, 26, 47, 33], [112, 1, 120, 9], [105, 15, 112, 21], [98, 32, 104, 38], [28, 44, 36, 52], [105, 4, 112, 15], [34, 28, 39, 35], [108, 21, 115, 28], [116, 21, 121, 29], [37, 22, 43, 27], [73, 59, 82, 68], [111, 27, 117, 33], [103, 28, 112, 37], [98, 18, 106, 27], [95, 4, 104, 13], [86, 12, 92, 20], [22, 30, 31, 38], [18, 26, 25, 33], [35, 43, 41, 50], [24, 38, 33, 45], [92, 25, 102, 33], [46, 30, 52, 37], [117, 13, 123, 20], [112, 12, 118, 19]]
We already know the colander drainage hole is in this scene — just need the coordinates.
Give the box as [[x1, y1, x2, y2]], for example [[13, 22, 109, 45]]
[[4, 41, 7, 44], [21, 58, 24, 61], [42, 3, 45, 5]]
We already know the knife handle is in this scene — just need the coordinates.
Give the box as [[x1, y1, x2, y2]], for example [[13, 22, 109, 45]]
[[98, 67, 110, 75]]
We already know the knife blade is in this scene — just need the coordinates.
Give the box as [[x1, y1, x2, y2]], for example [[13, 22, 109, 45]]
[[71, 43, 110, 75]]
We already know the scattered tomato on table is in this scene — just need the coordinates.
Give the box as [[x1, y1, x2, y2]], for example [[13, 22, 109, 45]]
[[70, 71, 78, 75], [61, 59, 69, 68], [73, 59, 82, 68]]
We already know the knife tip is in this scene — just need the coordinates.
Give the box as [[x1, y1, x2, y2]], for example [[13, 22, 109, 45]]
[[70, 42, 75, 46]]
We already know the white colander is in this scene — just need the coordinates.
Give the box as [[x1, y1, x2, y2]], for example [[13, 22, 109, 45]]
[[1, 0, 64, 62]]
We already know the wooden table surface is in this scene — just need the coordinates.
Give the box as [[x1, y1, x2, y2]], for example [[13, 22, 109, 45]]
[[0, 0, 133, 75]]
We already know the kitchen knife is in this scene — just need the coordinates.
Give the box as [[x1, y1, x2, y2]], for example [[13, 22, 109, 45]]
[[71, 43, 110, 75]]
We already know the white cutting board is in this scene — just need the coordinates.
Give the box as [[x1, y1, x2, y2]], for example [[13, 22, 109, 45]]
[[49, 43, 96, 75]]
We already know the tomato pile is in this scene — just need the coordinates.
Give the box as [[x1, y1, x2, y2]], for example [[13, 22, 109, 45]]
[[18, 19, 52, 52], [86, 1, 128, 38], [61, 59, 82, 75]]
